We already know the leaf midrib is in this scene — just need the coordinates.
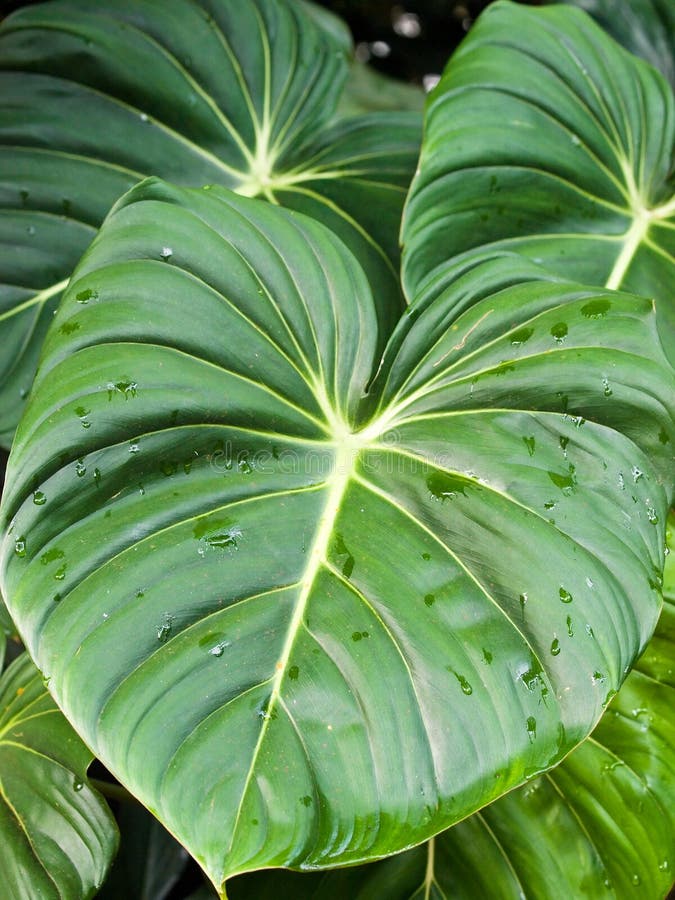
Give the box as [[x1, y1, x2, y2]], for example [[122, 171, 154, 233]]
[[224, 440, 359, 872]]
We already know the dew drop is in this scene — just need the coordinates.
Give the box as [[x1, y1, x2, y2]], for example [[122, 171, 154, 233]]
[[75, 288, 98, 304], [566, 615, 574, 637], [449, 670, 473, 695], [209, 641, 230, 657], [206, 529, 240, 550], [482, 648, 493, 664], [427, 471, 468, 501], [548, 466, 576, 493], [602, 377, 612, 397], [107, 379, 138, 401], [519, 592, 527, 616], [522, 435, 536, 457], [424, 593, 435, 607], [550, 638, 560, 656], [526, 716, 537, 741], [160, 246, 173, 260], [33, 491, 46, 506], [581, 298, 611, 319], [421, 552, 431, 561], [73, 779, 84, 792], [550, 322, 568, 342], [14, 536, 26, 557], [334, 533, 354, 578], [510, 327, 533, 346], [559, 587, 573, 603], [156, 613, 174, 643], [288, 665, 299, 680], [75, 406, 91, 429]]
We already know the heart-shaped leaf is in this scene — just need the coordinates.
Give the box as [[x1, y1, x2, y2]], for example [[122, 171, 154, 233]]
[[0, 183, 671, 891], [402, 1, 675, 360], [0, 652, 118, 899], [0, 0, 421, 447]]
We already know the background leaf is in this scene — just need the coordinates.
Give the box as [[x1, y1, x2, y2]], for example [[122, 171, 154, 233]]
[[402, 1, 675, 361], [0, 589, 13, 638], [1, 184, 671, 890], [335, 62, 426, 117], [0, 0, 421, 446], [0, 652, 118, 899], [97, 803, 190, 900], [563, 0, 675, 91]]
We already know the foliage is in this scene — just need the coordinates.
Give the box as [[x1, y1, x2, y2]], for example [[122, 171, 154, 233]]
[[0, 0, 421, 447], [0, 0, 672, 898], [0, 653, 118, 898], [402, 2, 675, 361]]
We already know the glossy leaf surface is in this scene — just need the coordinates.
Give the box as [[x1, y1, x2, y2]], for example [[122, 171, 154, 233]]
[[0, 653, 118, 899], [0, 0, 421, 446], [402, 2, 675, 359], [230, 557, 675, 899], [0, 183, 672, 891], [564, 0, 675, 90]]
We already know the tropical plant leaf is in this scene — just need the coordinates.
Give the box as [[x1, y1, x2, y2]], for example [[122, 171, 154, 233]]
[[336, 62, 426, 117], [296, 0, 352, 55], [229, 564, 675, 898], [0, 183, 672, 892], [98, 802, 190, 900], [0, 589, 12, 638], [563, 0, 675, 91], [0, 652, 118, 899], [0, 0, 421, 447], [402, 1, 675, 361]]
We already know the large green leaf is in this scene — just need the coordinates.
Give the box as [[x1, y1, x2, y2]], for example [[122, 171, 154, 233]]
[[229, 584, 675, 898], [0, 183, 672, 892], [0, 652, 118, 898], [402, 2, 675, 360], [0, 0, 421, 447], [564, 0, 675, 91]]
